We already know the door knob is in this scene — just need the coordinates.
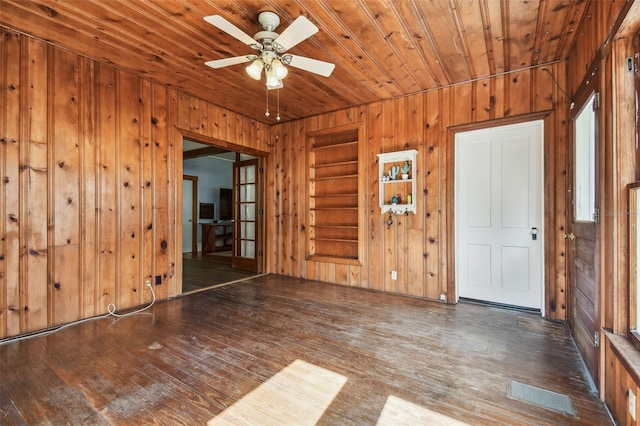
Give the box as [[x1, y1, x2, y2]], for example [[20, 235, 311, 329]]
[[563, 233, 575, 240]]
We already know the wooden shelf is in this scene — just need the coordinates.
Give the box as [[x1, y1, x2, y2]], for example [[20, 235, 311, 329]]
[[378, 149, 418, 215], [310, 237, 358, 243], [311, 193, 357, 198], [306, 254, 361, 265], [312, 140, 357, 150], [310, 207, 358, 211], [307, 125, 361, 262], [201, 223, 233, 253], [310, 174, 358, 182], [382, 179, 413, 184], [312, 160, 358, 168]]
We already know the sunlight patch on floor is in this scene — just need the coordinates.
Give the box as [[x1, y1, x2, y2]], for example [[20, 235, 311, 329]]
[[207, 359, 347, 425], [376, 395, 469, 426]]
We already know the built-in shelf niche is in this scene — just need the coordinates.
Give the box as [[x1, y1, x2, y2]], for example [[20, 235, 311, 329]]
[[378, 149, 418, 215], [306, 124, 362, 264]]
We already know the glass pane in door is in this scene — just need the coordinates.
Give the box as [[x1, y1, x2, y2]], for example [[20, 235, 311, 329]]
[[574, 93, 596, 222]]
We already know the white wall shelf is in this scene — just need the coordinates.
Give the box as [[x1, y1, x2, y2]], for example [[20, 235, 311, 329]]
[[377, 149, 418, 215]]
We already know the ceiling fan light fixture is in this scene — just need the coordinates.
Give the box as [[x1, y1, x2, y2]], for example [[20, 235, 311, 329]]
[[204, 11, 335, 120], [266, 69, 283, 90], [245, 59, 264, 80], [271, 58, 288, 79]]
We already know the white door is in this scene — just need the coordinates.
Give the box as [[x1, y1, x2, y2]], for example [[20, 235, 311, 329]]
[[182, 179, 193, 253], [455, 121, 543, 310]]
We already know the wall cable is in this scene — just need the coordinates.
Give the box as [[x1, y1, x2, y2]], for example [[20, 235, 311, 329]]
[[0, 284, 156, 346]]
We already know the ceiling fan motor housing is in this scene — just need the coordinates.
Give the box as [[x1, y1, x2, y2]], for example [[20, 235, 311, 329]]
[[254, 11, 284, 52], [258, 11, 280, 31]]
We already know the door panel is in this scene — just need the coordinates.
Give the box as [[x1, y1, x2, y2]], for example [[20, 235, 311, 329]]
[[456, 121, 543, 309], [569, 91, 600, 387], [570, 218, 600, 383]]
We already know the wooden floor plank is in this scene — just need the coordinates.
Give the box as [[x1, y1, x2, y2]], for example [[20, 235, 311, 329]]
[[0, 275, 611, 425], [0, 342, 109, 425]]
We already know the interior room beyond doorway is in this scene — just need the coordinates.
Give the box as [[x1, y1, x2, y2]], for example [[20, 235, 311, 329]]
[[182, 139, 262, 293]]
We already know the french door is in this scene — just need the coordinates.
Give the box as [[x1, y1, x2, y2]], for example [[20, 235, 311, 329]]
[[232, 159, 262, 273]]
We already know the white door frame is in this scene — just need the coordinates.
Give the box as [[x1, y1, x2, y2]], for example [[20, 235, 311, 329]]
[[182, 175, 198, 254], [454, 120, 545, 314]]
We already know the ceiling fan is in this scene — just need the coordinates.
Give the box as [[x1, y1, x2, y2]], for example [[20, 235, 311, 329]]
[[204, 11, 335, 90]]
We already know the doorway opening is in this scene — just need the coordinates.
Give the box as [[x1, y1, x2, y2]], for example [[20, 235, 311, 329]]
[[182, 139, 265, 294]]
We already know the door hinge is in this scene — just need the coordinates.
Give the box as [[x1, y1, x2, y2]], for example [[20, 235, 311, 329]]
[[594, 331, 600, 347], [592, 92, 600, 110], [259, 167, 264, 173], [593, 207, 600, 224]]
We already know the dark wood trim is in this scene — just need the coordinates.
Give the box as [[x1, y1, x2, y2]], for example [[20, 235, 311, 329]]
[[177, 128, 270, 157], [606, 0, 638, 44], [183, 146, 229, 160], [447, 110, 552, 133]]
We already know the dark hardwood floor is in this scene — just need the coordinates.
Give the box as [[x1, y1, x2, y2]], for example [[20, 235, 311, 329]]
[[182, 251, 260, 293], [0, 275, 612, 425]]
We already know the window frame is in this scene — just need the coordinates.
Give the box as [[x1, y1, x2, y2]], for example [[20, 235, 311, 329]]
[[629, 30, 640, 346], [630, 185, 640, 338]]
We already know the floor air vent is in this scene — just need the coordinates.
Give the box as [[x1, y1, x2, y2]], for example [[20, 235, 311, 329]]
[[507, 380, 577, 417]]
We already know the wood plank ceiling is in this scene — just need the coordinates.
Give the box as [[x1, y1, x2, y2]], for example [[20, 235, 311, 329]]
[[0, 0, 588, 123]]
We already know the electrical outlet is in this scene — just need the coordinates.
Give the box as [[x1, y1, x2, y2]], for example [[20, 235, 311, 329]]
[[439, 293, 447, 301], [144, 278, 152, 288], [155, 275, 162, 286], [391, 270, 397, 280], [630, 388, 637, 421]]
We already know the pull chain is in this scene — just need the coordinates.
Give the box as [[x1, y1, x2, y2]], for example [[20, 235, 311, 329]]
[[276, 88, 281, 121], [265, 86, 270, 117]]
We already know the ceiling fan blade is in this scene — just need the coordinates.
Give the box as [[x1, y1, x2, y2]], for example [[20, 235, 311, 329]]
[[286, 55, 335, 77], [204, 15, 258, 47], [274, 16, 318, 51], [205, 56, 251, 69]]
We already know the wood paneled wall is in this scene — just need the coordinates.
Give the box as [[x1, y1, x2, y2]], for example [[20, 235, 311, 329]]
[[567, 0, 629, 98], [269, 62, 570, 320], [0, 27, 268, 339], [4, 0, 630, 340]]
